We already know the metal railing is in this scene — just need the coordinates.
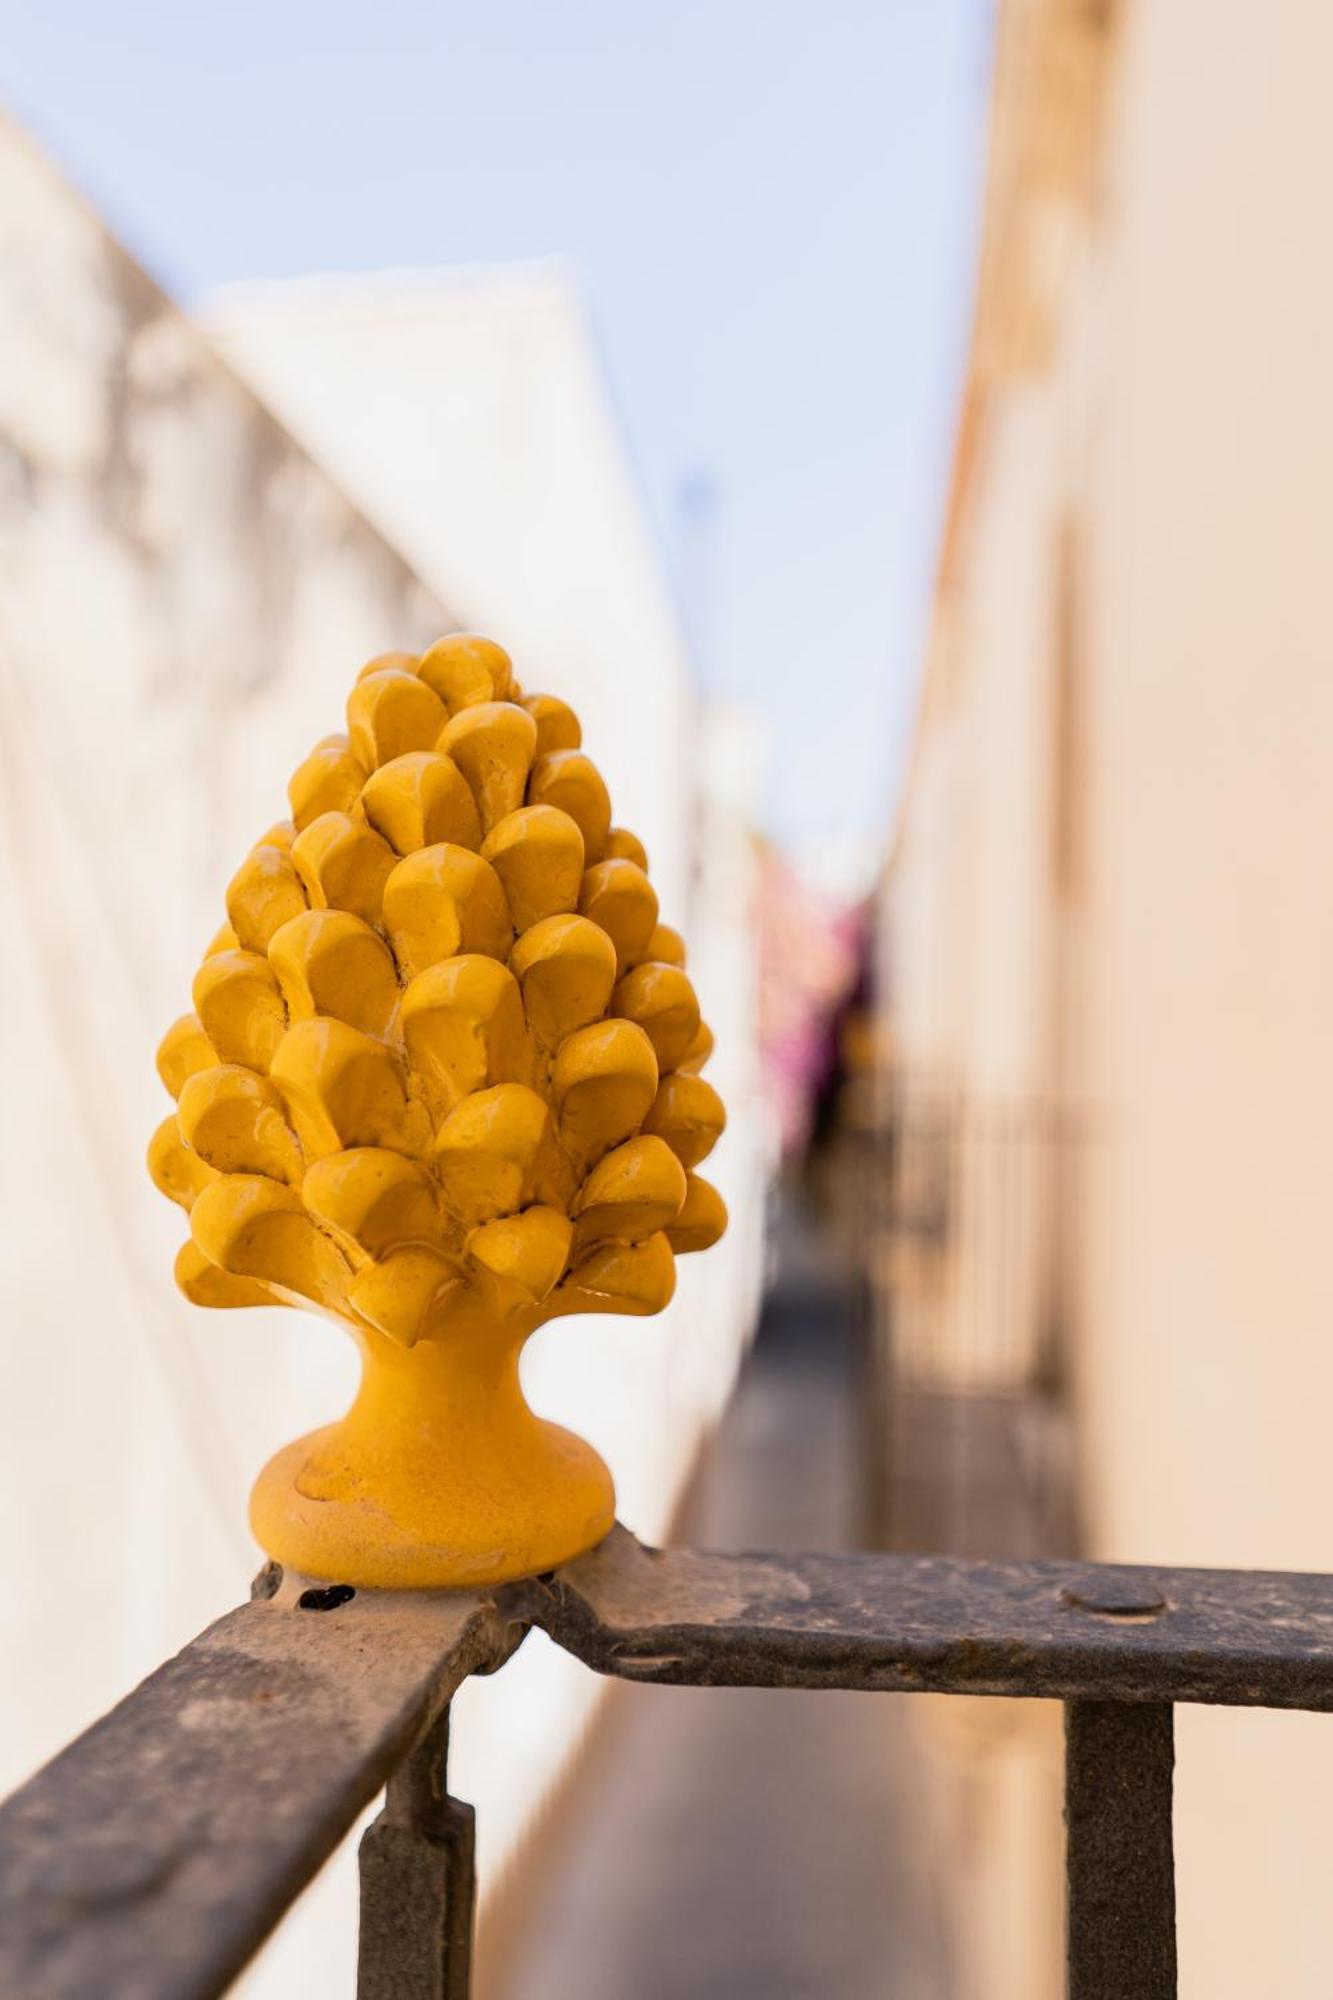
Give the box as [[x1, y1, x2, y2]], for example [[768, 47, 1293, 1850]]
[[3, 1524, 1333, 1999], [817, 1082, 1085, 1564], [860, 1077, 1084, 1395]]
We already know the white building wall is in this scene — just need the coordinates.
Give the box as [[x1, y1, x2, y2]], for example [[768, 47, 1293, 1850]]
[[0, 115, 449, 1999], [0, 125, 764, 1996]]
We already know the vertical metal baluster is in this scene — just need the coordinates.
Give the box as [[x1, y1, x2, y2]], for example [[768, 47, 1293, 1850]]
[[358, 1706, 476, 2000], [1065, 1700, 1176, 1999]]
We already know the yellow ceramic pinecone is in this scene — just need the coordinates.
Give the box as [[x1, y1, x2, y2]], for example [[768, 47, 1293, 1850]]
[[150, 634, 726, 1355]]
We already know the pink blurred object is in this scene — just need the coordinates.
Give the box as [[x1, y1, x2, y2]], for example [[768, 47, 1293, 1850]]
[[756, 845, 865, 1156]]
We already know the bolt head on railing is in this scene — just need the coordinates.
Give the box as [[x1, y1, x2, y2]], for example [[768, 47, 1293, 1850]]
[[149, 635, 727, 1588]]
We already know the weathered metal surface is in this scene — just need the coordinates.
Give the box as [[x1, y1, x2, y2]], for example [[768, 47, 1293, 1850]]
[[1066, 1701, 1176, 1999], [358, 1709, 476, 2000], [505, 1525, 1333, 1709], [0, 1571, 515, 2000], [7, 1526, 1333, 2000]]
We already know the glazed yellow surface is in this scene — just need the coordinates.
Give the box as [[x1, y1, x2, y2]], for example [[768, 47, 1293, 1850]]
[[150, 634, 726, 1587]]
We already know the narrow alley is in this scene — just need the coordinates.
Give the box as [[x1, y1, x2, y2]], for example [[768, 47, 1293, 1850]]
[[491, 1201, 955, 2000]]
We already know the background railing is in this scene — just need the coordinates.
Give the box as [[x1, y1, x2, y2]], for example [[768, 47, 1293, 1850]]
[[813, 1077, 1083, 1562], [4, 1524, 1333, 2000]]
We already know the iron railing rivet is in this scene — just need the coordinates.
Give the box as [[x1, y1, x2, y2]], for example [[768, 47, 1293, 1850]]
[[1061, 1576, 1166, 1618]]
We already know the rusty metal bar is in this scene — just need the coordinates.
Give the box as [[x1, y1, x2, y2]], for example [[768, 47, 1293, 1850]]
[[0, 1570, 514, 2000], [503, 1526, 1333, 1708], [1066, 1701, 1176, 1999], [6, 1528, 1333, 1999], [357, 1707, 476, 2000]]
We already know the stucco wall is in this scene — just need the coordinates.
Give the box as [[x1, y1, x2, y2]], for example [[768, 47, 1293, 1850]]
[[0, 103, 453, 1724], [0, 114, 456, 1997], [882, 2, 1333, 1993], [1075, 5, 1333, 1992], [0, 116, 765, 1998]]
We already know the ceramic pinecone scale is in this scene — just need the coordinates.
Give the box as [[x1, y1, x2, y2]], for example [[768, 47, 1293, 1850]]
[[149, 635, 726, 1590]]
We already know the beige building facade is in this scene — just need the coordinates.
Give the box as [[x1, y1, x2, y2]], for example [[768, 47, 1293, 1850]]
[[880, 1, 1333, 1993]]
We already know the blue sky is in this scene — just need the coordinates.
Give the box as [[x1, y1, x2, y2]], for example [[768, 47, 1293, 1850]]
[[3, 1, 991, 872]]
